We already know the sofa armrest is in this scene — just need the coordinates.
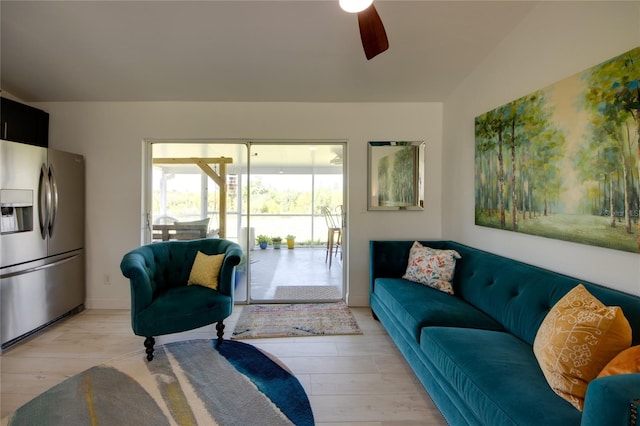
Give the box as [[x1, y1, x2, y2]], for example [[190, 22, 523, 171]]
[[369, 240, 455, 293], [120, 251, 154, 313], [369, 241, 415, 293], [217, 244, 242, 297], [582, 374, 640, 426]]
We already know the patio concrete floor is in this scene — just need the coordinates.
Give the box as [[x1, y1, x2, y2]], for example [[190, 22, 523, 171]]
[[233, 246, 343, 303]]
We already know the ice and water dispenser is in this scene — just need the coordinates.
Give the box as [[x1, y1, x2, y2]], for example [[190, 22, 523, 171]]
[[0, 189, 33, 234]]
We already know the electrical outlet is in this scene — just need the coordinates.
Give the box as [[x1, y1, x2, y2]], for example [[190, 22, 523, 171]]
[[104, 274, 111, 285]]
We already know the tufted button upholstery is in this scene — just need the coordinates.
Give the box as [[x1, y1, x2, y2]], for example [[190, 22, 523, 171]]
[[120, 238, 242, 360], [370, 240, 640, 346]]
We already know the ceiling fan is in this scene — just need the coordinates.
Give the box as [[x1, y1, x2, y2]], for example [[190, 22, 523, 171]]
[[339, 0, 389, 60]]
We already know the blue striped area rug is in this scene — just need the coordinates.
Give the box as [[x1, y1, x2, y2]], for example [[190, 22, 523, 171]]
[[4, 340, 314, 426]]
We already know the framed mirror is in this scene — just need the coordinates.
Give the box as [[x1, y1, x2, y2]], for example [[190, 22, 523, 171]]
[[367, 141, 425, 211]]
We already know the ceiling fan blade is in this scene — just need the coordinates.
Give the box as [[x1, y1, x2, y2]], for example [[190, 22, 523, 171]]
[[357, 4, 389, 60]]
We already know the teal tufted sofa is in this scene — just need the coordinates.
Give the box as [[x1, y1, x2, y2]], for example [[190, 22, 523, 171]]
[[370, 240, 640, 426], [120, 238, 242, 360]]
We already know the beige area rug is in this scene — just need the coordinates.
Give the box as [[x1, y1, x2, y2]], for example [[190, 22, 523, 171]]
[[231, 301, 362, 339], [273, 285, 341, 300]]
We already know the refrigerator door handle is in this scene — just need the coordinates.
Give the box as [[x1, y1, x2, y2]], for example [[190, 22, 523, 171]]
[[48, 164, 58, 237], [38, 164, 51, 239]]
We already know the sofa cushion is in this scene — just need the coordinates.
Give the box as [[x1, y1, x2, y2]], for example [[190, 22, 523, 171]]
[[402, 241, 461, 295], [374, 278, 503, 342], [534, 284, 632, 410], [421, 327, 582, 426], [135, 285, 232, 337]]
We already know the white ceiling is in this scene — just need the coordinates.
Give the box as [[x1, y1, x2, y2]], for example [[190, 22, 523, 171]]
[[0, 0, 536, 103]]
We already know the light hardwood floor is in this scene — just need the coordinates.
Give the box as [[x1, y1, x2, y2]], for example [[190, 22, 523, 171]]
[[1, 307, 447, 425]]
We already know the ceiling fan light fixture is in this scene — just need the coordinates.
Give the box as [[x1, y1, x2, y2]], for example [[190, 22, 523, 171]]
[[339, 0, 373, 13]]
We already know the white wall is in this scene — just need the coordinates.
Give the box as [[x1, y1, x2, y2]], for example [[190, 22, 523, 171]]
[[39, 102, 443, 308], [37, 2, 640, 310], [443, 1, 640, 295]]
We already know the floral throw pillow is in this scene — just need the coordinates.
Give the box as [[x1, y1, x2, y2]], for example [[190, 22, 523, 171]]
[[402, 241, 461, 295]]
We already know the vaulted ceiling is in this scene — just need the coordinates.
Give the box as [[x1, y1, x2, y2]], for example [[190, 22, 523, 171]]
[[1, 0, 535, 102]]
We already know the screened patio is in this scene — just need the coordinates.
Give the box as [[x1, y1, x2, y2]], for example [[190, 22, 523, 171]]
[[147, 141, 345, 303]]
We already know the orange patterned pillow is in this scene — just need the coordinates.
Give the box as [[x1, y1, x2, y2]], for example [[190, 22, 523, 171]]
[[597, 345, 640, 378], [533, 284, 631, 411]]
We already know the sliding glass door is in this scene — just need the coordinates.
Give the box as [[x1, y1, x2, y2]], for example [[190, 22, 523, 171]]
[[247, 143, 344, 303], [145, 140, 345, 304]]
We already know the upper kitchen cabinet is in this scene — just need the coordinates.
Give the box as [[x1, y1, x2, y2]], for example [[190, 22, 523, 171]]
[[1, 97, 49, 147]]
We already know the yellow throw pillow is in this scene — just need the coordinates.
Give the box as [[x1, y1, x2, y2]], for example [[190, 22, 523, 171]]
[[533, 284, 631, 411], [597, 345, 640, 378], [188, 251, 225, 290]]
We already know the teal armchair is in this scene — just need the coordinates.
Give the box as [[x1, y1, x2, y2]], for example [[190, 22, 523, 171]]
[[120, 238, 242, 361]]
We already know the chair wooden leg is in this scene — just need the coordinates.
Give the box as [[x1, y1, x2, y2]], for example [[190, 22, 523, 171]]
[[216, 321, 225, 347], [325, 229, 331, 264], [327, 229, 337, 268], [144, 336, 155, 361]]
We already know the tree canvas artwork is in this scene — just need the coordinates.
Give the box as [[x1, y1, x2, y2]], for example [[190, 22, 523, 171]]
[[368, 141, 424, 210], [377, 146, 415, 206], [475, 46, 640, 253]]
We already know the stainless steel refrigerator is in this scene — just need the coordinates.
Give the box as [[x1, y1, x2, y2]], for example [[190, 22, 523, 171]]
[[0, 139, 85, 350]]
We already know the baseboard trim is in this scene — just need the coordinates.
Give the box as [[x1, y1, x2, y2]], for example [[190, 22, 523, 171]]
[[85, 298, 130, 309], [346, 294, 370, 307]]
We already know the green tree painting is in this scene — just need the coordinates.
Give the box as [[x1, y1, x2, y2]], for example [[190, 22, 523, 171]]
[[376, 145, 416, 206], [475, 46, 640, 253]]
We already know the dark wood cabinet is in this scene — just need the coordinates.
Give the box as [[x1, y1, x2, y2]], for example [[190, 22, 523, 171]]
[[1, 97, 49, 147]]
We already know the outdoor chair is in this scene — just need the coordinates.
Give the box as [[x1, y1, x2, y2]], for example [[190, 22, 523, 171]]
[[120, 238, 242, 361], [322, 206, 343, 268]]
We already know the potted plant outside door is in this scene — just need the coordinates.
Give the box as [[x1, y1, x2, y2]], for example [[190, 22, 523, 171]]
[[257, 235, 270, 249]]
